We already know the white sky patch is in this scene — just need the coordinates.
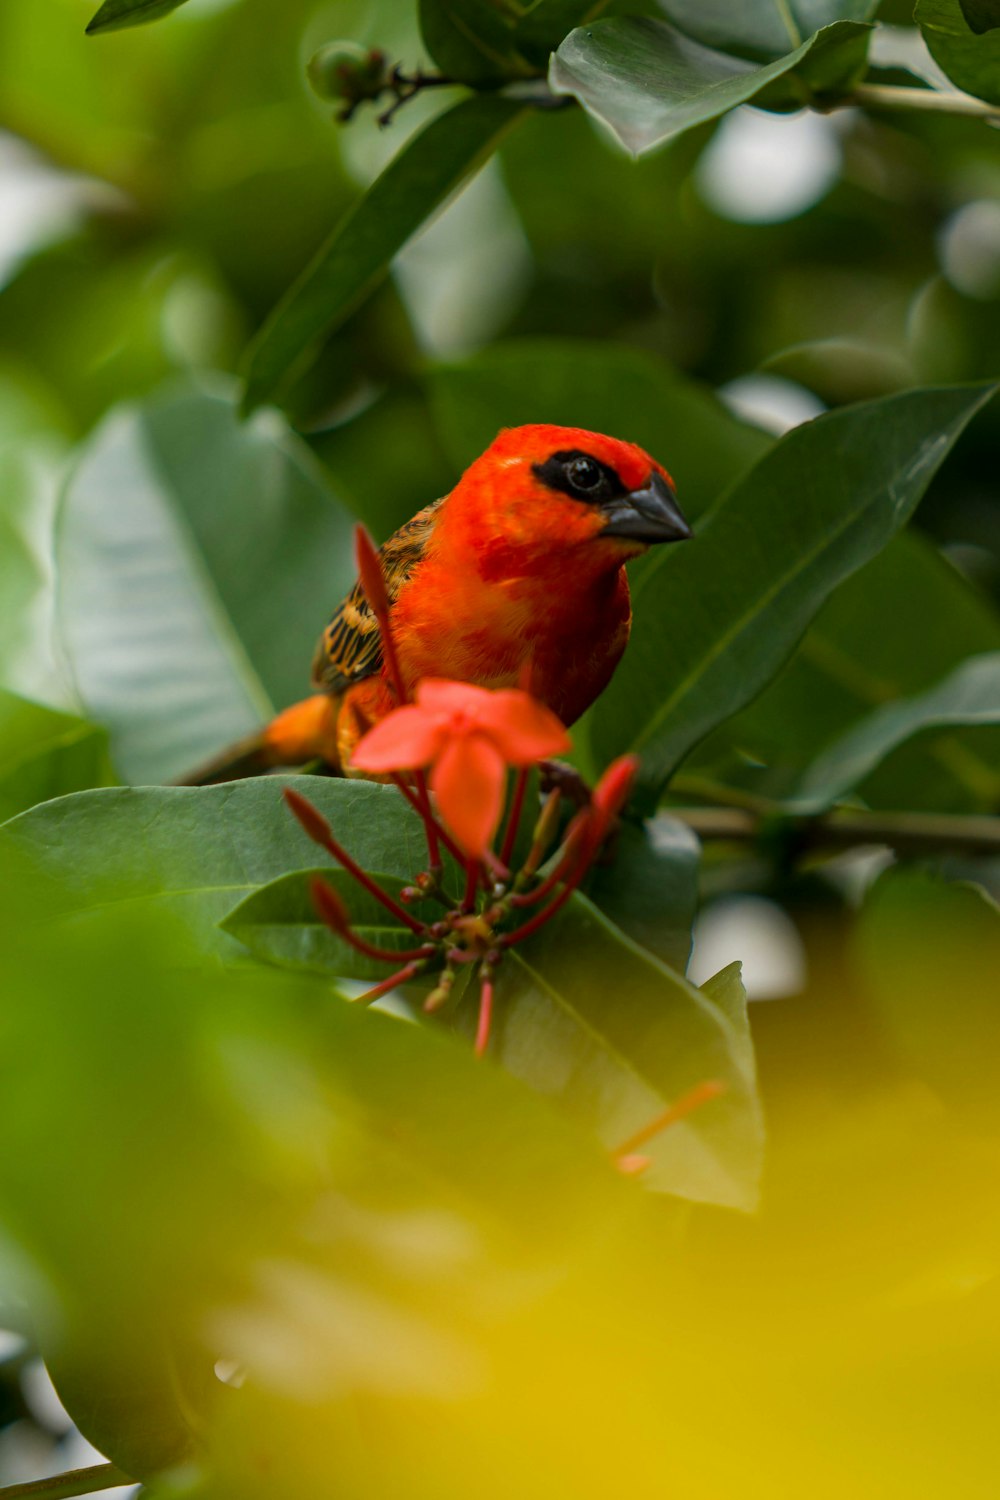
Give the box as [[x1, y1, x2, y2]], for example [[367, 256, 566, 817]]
[[718, 373, 826, 435], [0, 132, 121, 291], [689, 895, 807, 1000], [938, 199, 1000, 301]]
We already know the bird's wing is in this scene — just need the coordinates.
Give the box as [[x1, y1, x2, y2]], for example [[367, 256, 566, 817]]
[[311, 499, 443, 695]]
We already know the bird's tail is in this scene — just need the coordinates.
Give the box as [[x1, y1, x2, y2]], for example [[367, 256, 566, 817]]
[[175, 693, 341, 786]]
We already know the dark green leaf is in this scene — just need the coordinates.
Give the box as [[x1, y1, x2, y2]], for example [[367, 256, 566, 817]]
[[549, 18, 873, 155], [689, 530, 1000, 811], [584, 814, 700, 973], [856, 869, 1000, 1128], [56, 385, 355, 784], [916, 0, 1000, 102], [792, 651, 1000, 812], [0, 777, 428, 955], [241, 97, 528, 412], [86, 0, 190, 35], [657, 0, 879, 61], [222, 868, 440, 981], [959, 0, 1000, 34], [0, 687, 115, 821], [419, 0, 534, 83], [460, 896, 762, 1209], [427, 338, 770, 520], [588, 383, 997, 804]]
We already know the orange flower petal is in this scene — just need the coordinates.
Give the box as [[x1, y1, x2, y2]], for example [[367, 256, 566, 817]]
[[430, 733, 507, 859], [482, 690, 571, 764], [350, 704, 444, 772]]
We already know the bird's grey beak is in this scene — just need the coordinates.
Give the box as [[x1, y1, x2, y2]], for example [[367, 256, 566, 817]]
[[600, 471, 692, 544]]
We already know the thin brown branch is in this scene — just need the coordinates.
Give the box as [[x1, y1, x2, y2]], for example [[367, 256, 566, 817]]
[[673, 805, 1000, 857]]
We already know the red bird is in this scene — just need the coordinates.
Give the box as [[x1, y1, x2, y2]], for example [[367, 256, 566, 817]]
[[186, 424, 691, 783]]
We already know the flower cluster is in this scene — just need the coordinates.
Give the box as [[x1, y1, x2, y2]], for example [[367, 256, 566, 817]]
[[284, 525, 723, 1169]]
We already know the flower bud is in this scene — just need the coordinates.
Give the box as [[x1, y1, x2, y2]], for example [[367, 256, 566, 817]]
[[307, 42, 387, 105]]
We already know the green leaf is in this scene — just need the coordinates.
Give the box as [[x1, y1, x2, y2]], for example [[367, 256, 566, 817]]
[[222, 868, 440, 981], [916, 0, 1000, 103], [657, 0, 879, 61], [690, 530, 1000, 811], [241, 97, 528, 413], [792, 651, 1000, 812], [0, 687, 115, 822], [856, 869, 1000, 1128], [419, 0, 607, 82], [0, 444, 78, 711], [427, 338, 770, 520], [549, 18, 873, 156], [959, 0, 1000, 35], [583, 814, 700, 973], [56, 385, 356, 785], [0, 777, 428, 955], [463, 895, 763, 1210], [588, 383, 997, 804], [86, 0, 191, 35]]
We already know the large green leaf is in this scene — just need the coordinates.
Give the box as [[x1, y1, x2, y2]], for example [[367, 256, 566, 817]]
[[0, 687, 115, 822], [856, 869, 1000, 1129], [657, 0, 879, 61], [0, 777, 427, 953], [241, 97, 528, 413], [86, 0, 191, 35], [916, 0, 1000, 102], [56, 386, 355, 785], [688, 530, 1000, 812], [589, 383, 997, 804], [792, 651, 1000, 812], [549, 18, 872, 155], [471, 897, 762, 1209], [427, 338, 770, 519]]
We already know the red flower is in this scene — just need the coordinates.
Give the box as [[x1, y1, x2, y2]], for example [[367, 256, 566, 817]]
[[351, 679, 571, 858]]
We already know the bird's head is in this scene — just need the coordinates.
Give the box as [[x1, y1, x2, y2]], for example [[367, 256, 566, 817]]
[[445, 424, 692, 578]]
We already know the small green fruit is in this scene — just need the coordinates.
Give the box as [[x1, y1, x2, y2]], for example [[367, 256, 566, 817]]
[[307, 41, 388, 104]]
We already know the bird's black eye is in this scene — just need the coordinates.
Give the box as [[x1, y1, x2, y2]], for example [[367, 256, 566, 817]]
[[531, 449, 627, 504], [566, 456, 601, 492]]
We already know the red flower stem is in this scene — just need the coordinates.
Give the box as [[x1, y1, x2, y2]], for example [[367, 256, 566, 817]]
[[311, 877, 436, 964], [445, 947, 483, 964], [352, 960, 427, 1006], [284, 789, 426, 934], [474, 971, 495, 1058], [612, 1080, 727, 1159], [462, 858, 480, 913], [500, 820, 599, 946], [509, 813, 588, 908], [498, 766, 530, 870], [412, 768, 442, 872]]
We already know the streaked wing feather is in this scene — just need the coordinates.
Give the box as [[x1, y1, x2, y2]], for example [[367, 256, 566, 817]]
[[311, 500, 443, 695]]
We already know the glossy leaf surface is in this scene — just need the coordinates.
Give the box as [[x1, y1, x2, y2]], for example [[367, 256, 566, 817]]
[[917, 0, 1000, 101]]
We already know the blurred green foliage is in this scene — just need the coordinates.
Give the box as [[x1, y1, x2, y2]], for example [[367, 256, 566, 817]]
[[3, 0, 1000, 1495]]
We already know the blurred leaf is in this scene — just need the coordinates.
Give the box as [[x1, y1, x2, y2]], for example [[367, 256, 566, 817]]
[[419, 0, 533, 83], [917, 0, 1000, 99], [793, 651, 1000, 811], [692, 531, 1000, 811], [428, 338, 770, 519], [222, 868, 440, 981], [464, 894, 763, 1209], [658, 0, 879, 60], [549, 19, 872, 155], [589, 383, 997, 804], [56, 384, 355, 784], [0, 777, 427, 955], [959, 0, 1000, 33], [86, 0, 191, 36], [0, 687, 115, 822], [241, 97, 528, 413], [583, 813, 700, 972], [0, 444, 79, 711], [856, 868, 1000, 1128]]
